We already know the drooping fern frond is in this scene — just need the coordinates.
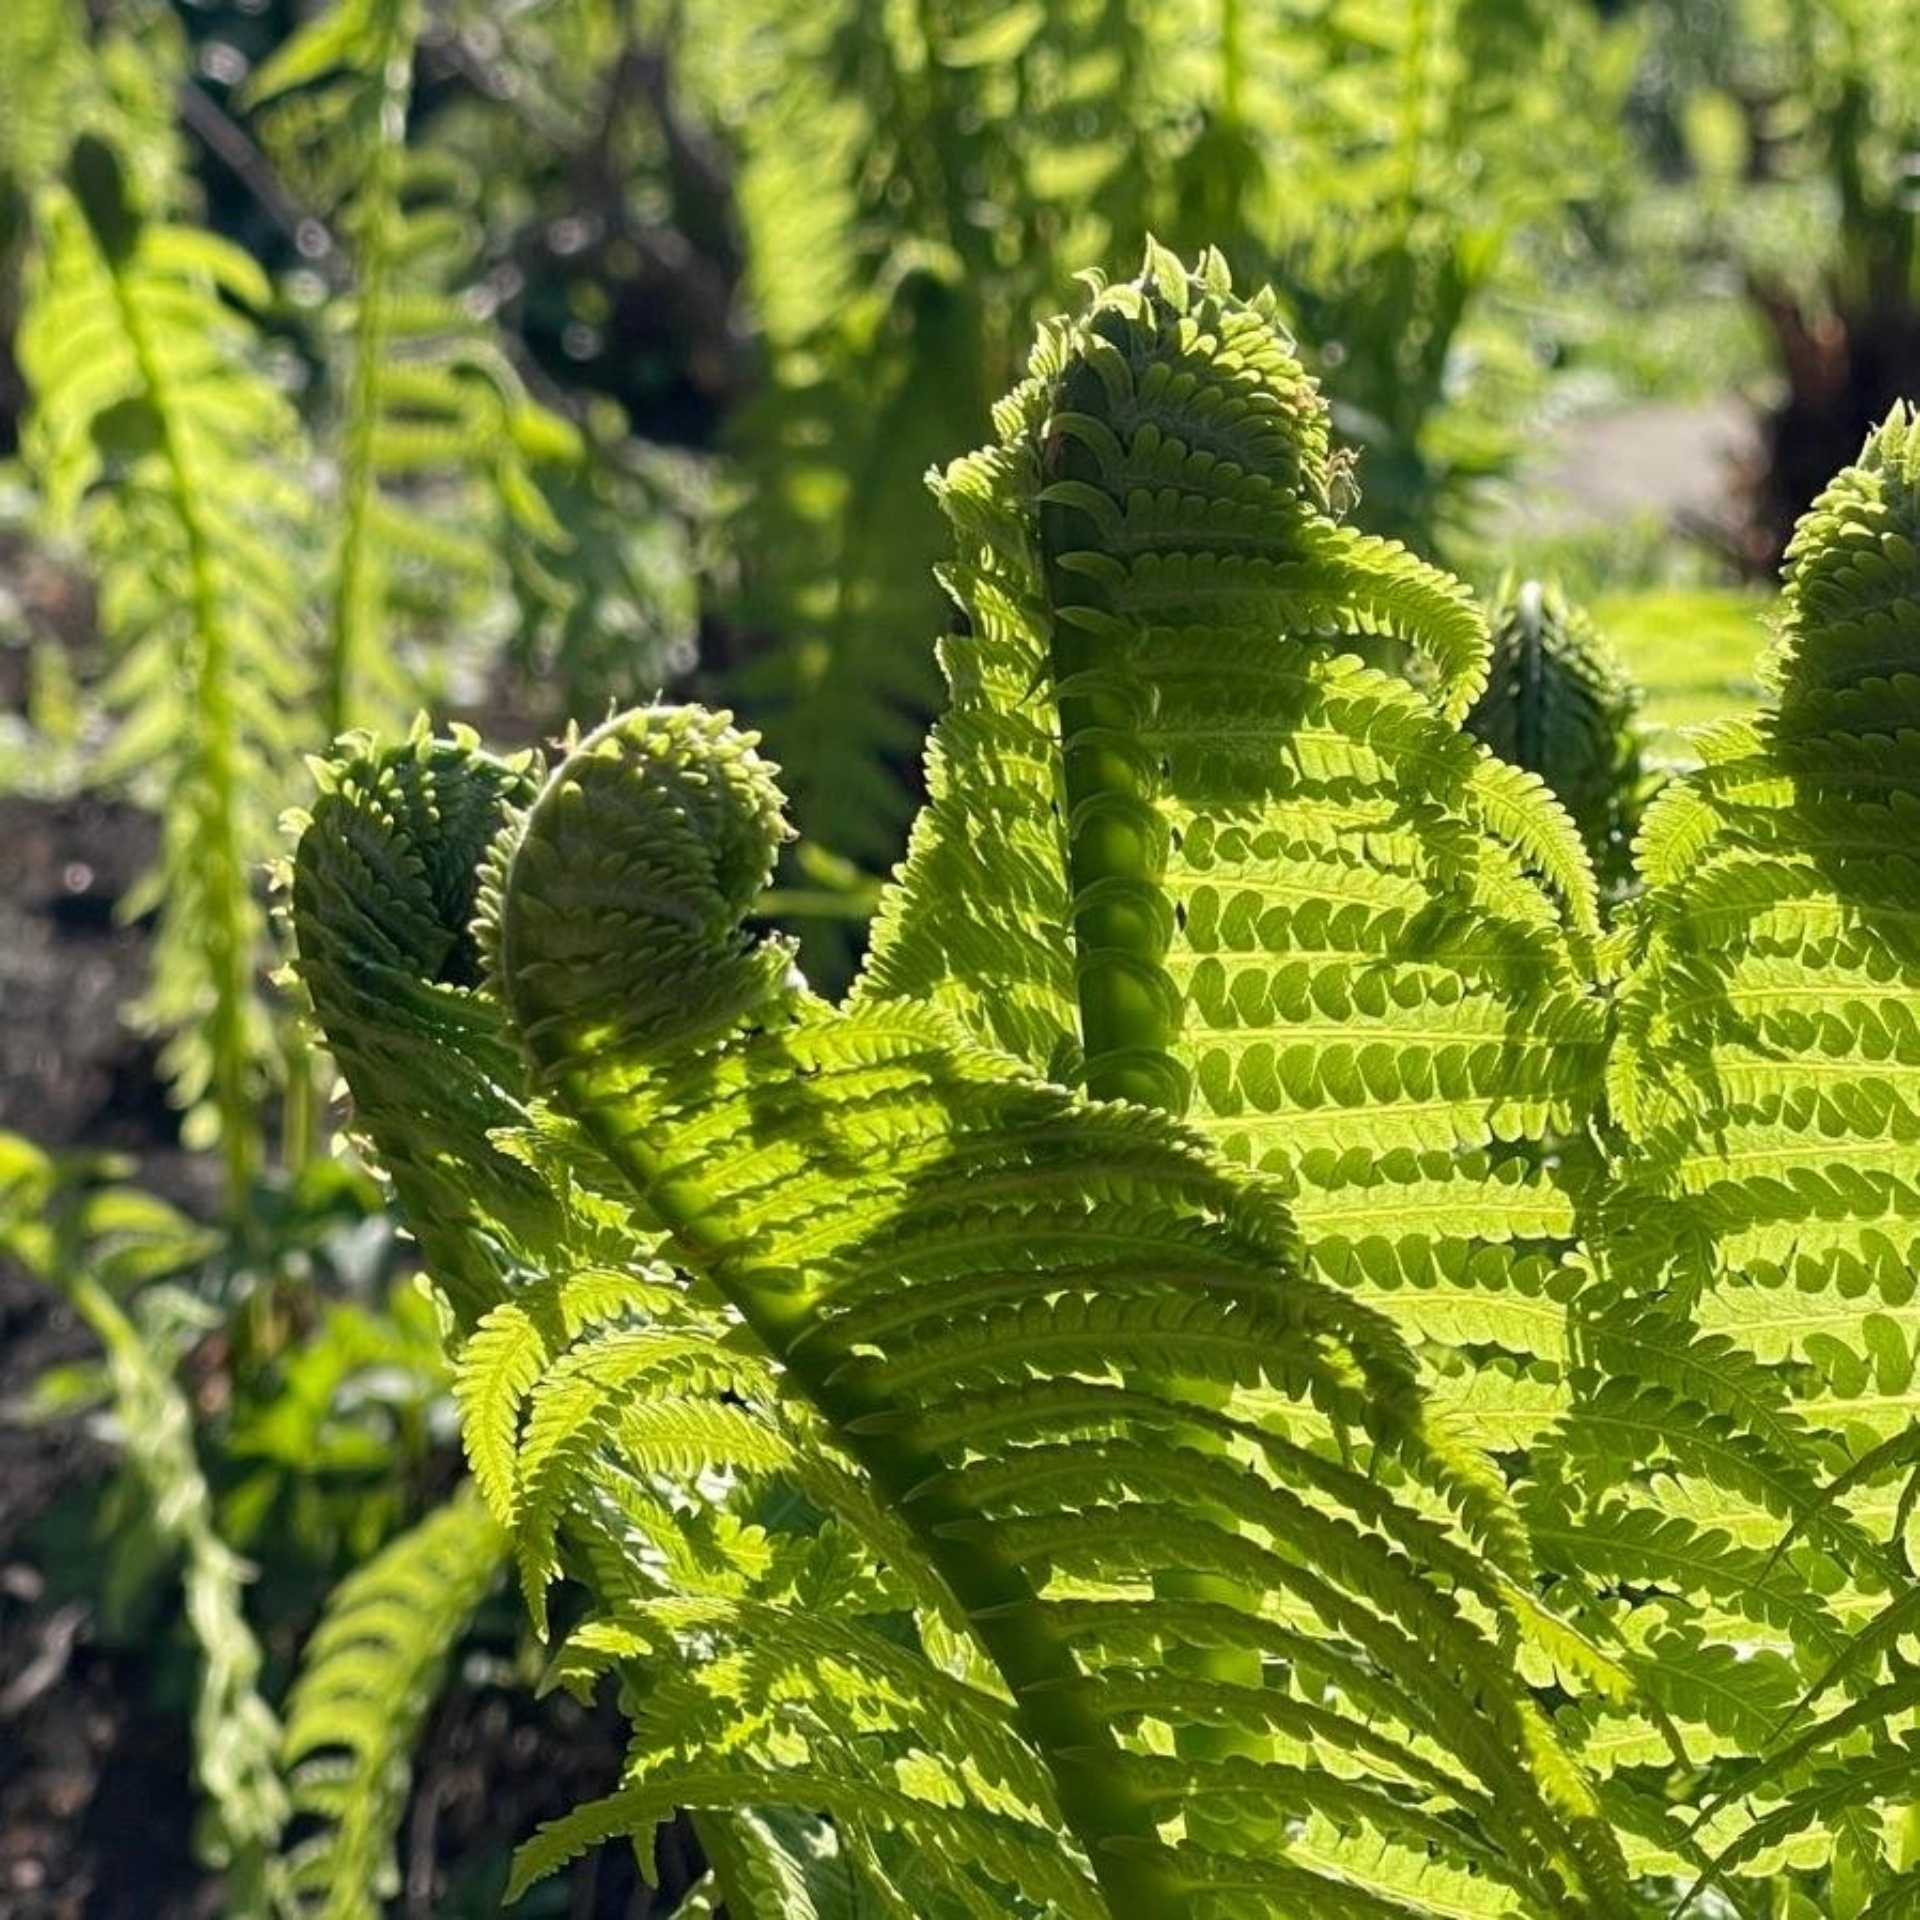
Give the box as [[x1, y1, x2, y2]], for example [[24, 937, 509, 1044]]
[[1465, 577, 1651, 897], [18, 129, 314, 1196], [1532, 405, 1920, 1896], [280, 1486, 506, 1920], [0, 1133, 288, 1915]]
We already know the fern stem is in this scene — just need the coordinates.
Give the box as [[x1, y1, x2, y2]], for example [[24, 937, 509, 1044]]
[[1035, 285, 1283, 1851], [101, 237, 259, 1206]]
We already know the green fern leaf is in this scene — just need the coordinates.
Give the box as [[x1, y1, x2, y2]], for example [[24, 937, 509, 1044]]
[[476, 702, 1627, 1918], [1538, 406, 1920, 1886], [281, 1488, 506, 1920], [860, 246, 1606, 1448], [19, 132, 313, 1190]]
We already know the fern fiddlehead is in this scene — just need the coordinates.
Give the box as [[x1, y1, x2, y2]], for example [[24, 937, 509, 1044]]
[[864, 246, 1608, 1457], [1465, 579, 1649, 899]]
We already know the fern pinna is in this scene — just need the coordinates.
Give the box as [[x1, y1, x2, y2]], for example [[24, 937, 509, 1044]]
[[293, 250, 1920, 1916]]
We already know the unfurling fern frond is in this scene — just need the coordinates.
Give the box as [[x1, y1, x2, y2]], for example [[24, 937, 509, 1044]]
[[1535, 406, 1920, 1895], [1466, 578, 1650, 898], [861, 246, 1608, 1451], [280, 1487, 506, 1920], [298, 707, 1631, 1920], [19, 131, 314, 1196], [290, 727, 889, 1909]]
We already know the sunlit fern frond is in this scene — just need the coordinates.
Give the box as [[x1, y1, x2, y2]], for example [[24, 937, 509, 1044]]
[[479, 705, 1629, 1917], [245, 0, 577, 733], [18, 131, 315, 1192], [1531, 406, 1920, 1893], [1467, 576, 1651, 898], [0, 0, 78, 191], [860, 246, 1607, 1457], [289, 728, 914, 1909]]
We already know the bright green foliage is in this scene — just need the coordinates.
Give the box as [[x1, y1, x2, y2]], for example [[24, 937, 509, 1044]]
[[288, 251, 1920, 1916], [1466, 579, 1650, 896], [864, 249, 1607, 1444], [18, 130, 313, 1197], [1532, 407, 1920, 1895], [0, 0, 78, 189], [287, 247, 1643, 1920], [298, 703, 1628, 1920], [0, 1134, 289, 1915], [288, 725, 906, 1914], [280, 1487, 505, 1920], [708, 0, 1627, 869]]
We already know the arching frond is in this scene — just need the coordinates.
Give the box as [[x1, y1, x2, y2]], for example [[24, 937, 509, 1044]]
[[281, 1488, 506, 1920]]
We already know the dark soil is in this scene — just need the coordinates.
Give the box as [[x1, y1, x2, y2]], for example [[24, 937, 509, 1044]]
[[0, 786, 213, 1919]]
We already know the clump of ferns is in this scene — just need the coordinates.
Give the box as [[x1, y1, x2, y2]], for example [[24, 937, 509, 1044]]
[[291, 244, 1920, 1917]]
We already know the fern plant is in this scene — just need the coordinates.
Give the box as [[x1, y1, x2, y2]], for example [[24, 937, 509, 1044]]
[[289, 245, 1920, 1914], [0, 1133, 289, 1915], [280, 1488, 506, 1920], [291, 247, 1657, 1918]]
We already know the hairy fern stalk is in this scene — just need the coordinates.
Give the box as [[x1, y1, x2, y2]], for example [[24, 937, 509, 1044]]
[[293, 248, 1920, 1918]]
